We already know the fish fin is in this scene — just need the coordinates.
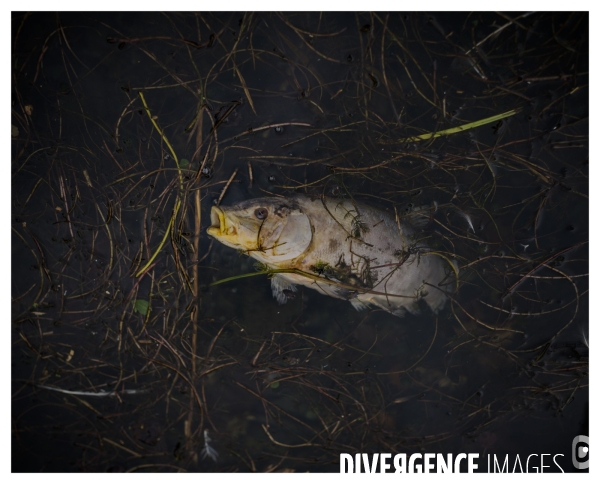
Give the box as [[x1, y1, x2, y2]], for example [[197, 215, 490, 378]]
[[310, 278, 353, 301], [349, 298, 370, 311], [270, 274, 296, 305]]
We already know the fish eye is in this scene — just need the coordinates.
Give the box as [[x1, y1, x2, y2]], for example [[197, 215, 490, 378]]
[[254, 207, 268, 220]]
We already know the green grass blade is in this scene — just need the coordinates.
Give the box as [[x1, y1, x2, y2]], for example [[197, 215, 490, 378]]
[[209, 270, 273, 286], [398, 109, 520, 143]]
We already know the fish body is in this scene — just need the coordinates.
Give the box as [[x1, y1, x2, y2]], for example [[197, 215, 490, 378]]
[[207, 194, 453, 316]]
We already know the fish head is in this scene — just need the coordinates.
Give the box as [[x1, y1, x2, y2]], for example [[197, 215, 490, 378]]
[[207, 197, 312, 264]]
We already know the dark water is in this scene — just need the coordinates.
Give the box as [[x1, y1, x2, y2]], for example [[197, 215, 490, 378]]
[[12, 12, 588, 472]]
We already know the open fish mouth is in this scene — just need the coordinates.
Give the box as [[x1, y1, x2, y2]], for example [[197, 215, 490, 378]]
[[207, 206, 226, 236], [207, 206, 237, 237]]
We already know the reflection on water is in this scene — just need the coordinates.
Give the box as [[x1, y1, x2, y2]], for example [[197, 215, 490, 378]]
[[12, 12, 588, 472]]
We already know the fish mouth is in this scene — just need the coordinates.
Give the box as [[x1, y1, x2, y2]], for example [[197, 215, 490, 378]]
[[207, 206, 226, 237], [207, 206, 237, 238]]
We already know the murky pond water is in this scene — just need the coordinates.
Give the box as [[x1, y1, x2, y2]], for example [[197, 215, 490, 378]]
[[12, 12, 588, 472]]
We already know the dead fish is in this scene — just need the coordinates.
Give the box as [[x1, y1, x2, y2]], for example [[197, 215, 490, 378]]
[[207, 194, 455, 317]]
